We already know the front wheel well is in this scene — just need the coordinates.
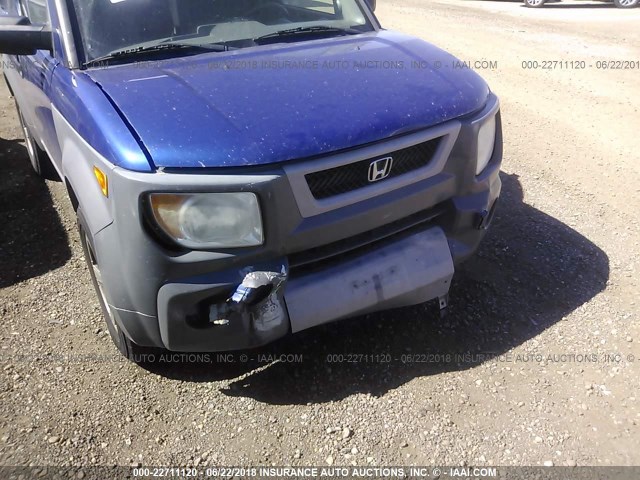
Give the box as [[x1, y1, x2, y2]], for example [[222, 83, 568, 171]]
[[65, 178, 80, 212]]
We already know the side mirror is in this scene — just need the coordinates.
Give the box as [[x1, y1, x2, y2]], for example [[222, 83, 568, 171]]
[[0, 15, 52, 55], [365, 0, 376, 11]]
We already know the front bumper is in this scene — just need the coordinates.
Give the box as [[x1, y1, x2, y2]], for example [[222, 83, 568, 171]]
[[155, 226, 455, 351], [93, 94, 503, 352]]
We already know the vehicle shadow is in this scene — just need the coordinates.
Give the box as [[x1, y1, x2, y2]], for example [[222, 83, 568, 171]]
[[0, 137, 71, 288], [143, 172, 609, 404]]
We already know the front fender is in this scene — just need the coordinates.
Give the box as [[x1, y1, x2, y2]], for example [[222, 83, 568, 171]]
[[52, 105, 114, 235]]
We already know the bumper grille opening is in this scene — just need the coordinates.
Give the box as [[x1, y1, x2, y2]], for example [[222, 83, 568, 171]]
[[305, 136, 443, 200], [288, 204, 448, 276]]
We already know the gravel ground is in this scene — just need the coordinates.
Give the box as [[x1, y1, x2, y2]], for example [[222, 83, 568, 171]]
[[1, 0, 639, 470]]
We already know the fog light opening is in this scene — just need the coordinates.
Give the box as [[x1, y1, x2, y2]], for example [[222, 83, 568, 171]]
[[209, 303, 231, 327]]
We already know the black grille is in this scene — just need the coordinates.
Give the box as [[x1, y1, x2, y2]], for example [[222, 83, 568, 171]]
[[305, 136, 443, 200]]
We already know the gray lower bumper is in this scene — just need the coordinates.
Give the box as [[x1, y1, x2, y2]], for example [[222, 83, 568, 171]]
[[286, 227, 453, 333]]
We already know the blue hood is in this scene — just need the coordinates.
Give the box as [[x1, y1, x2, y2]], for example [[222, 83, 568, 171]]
[[86, 31, 489, 169]]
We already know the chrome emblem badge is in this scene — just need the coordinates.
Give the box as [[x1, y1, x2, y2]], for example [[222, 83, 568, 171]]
[[368, 157, 394, 183]]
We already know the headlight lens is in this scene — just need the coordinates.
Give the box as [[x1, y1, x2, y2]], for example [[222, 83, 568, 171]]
[[476, 115, 496, 175], [149, 192, 263, 248]]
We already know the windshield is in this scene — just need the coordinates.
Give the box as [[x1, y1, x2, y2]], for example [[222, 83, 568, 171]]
[[69, 0, 375, 64]]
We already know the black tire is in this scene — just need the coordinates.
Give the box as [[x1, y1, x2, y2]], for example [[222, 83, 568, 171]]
[[77, 209, 149, 362], [524, 0, 546, 7], [15, 101, 59, 181], [613, 0, 638, 8]]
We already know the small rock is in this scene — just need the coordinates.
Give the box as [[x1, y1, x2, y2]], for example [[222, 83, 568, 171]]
[[534, 436, 543, 443], [400, 441, 409, 448], [565, 460, 577, 467], [326, 456, 334, 466], [342, 427, 352, 440], [543, 461, 554, 467], [55, 367, 64, 373], [351, 447, 358, 455], [47, 436, 60, 444]]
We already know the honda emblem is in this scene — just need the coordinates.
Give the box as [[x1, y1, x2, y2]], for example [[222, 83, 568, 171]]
[[368, 157, 394, 183]]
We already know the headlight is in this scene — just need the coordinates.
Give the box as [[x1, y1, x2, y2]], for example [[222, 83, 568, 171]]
[[476, 115, 496, 175], [149, 192, 263, 249]]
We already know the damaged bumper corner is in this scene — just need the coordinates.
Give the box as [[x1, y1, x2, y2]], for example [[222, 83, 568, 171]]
[[156, 262, 290, 352]]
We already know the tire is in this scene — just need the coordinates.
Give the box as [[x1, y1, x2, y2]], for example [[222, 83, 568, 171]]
[[524, 0, 546, 7], [15, 101, 59, 181], [77, 209, 150, 362], [614, 0, 638, 8]]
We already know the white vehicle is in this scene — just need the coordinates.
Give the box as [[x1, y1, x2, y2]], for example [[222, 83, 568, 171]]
[[524, 0, 637, 8]]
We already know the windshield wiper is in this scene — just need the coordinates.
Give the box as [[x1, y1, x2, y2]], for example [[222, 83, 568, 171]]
[[83, 41, 232, 67], [254, 26, 361, 44]]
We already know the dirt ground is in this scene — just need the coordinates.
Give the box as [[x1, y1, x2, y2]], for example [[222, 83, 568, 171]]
[[1, 0, 639, 470]]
